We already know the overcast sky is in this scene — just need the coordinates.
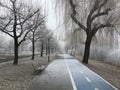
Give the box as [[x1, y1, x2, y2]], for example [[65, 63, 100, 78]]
[[0, 0, 67, 47], [24, 0, 57, 30]]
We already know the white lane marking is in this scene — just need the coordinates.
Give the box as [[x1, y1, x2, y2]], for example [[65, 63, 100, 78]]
[[84, 67, 119, 90], [85, 77, 91, 82], [64, 56, 77, 90], [63, 54, 118, 90], [95, 88, 99, 90], [72, 58, 119, 90], [79, 71, 83, 74]]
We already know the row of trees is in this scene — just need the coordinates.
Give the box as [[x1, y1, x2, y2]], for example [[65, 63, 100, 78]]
[[0, 0, 51, 65]]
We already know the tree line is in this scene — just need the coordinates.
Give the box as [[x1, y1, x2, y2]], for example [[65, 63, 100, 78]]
[[0, 0, 57, 65]]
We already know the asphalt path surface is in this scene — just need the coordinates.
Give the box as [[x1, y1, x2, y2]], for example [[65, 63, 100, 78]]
[[28, 54, 118, 90], [28, 59, 73, 90]]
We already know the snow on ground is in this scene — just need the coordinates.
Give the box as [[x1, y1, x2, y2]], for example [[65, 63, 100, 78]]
[[0, 54, 56, 90]]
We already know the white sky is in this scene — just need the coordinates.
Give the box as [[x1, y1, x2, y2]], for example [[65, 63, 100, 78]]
[[0, 0, 67, 48], [26, 0, 57, 30]]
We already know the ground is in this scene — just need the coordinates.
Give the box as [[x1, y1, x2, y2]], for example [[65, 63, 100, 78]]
[[0, 54, 56, 90], [0, 54, 120, 90], [76, 56, 120, 89]]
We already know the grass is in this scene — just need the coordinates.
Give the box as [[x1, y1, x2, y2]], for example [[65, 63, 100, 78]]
[[0, 54, 33, 63]]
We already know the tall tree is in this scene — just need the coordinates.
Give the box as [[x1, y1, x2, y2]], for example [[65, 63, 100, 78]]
[[28, 11, 45, 60], [0, 0, 39, 64], [69, 0, 113, 64]]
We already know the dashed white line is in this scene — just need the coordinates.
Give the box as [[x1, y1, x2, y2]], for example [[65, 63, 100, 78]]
[[79, 71, 83, 74], [85, 67, 119, 90], [95, 88, 99, 90], [64, 57, 77, 90], [85, 77, 91, 82], [63, 54, 118, 90]]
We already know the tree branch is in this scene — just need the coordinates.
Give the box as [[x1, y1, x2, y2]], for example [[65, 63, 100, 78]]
[[0, 2, 12, 11], [87, 0, 99, 27], [34, 36, 42, 42], [19, 9, 39, 25], [0, 28, 14, 38], [92, 23, 113, 35], [69, 0, 86, 31], [71, 15, 86, 31], [0, 18, 14, 37], [18, 29, 32, 46], [91, 8, 111, 23]]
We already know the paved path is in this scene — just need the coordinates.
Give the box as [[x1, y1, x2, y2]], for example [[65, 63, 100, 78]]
[[28, 54, 118, 90], [28, 59, 73, 90]]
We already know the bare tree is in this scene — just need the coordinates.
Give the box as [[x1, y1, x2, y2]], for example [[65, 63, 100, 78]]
[[36, 29, 55, 59], [0, 0, 40, 64], [37, 28, 49, 57], [69, 0, 113, 64], [36, 36, 45, 57], [28, 11, 45, 60]]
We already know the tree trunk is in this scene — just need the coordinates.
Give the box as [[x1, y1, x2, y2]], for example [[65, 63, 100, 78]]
[[48, 39, 50, 55], [41, 42, 44, 57], [13, 38, 18, 65], [31, 40, 35, 60], [13, 12, 18, 65], [46, 44, 48, 55], [82, 35, 92, 64], [48, 38, 50, 62]]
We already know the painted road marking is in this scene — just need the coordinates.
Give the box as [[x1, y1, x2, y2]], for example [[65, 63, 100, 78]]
[[95, 88, 99, 90], [79, 71, 83, 74], [85, 77, 91, 82], [84, 67, 119, 90], [64, 57, 77, 90], [62, 54, 119, 90]]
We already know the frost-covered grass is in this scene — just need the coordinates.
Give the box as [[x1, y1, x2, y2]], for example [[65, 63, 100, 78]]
[[0, 54, 56, 90], [0, 54, 32, 63]]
